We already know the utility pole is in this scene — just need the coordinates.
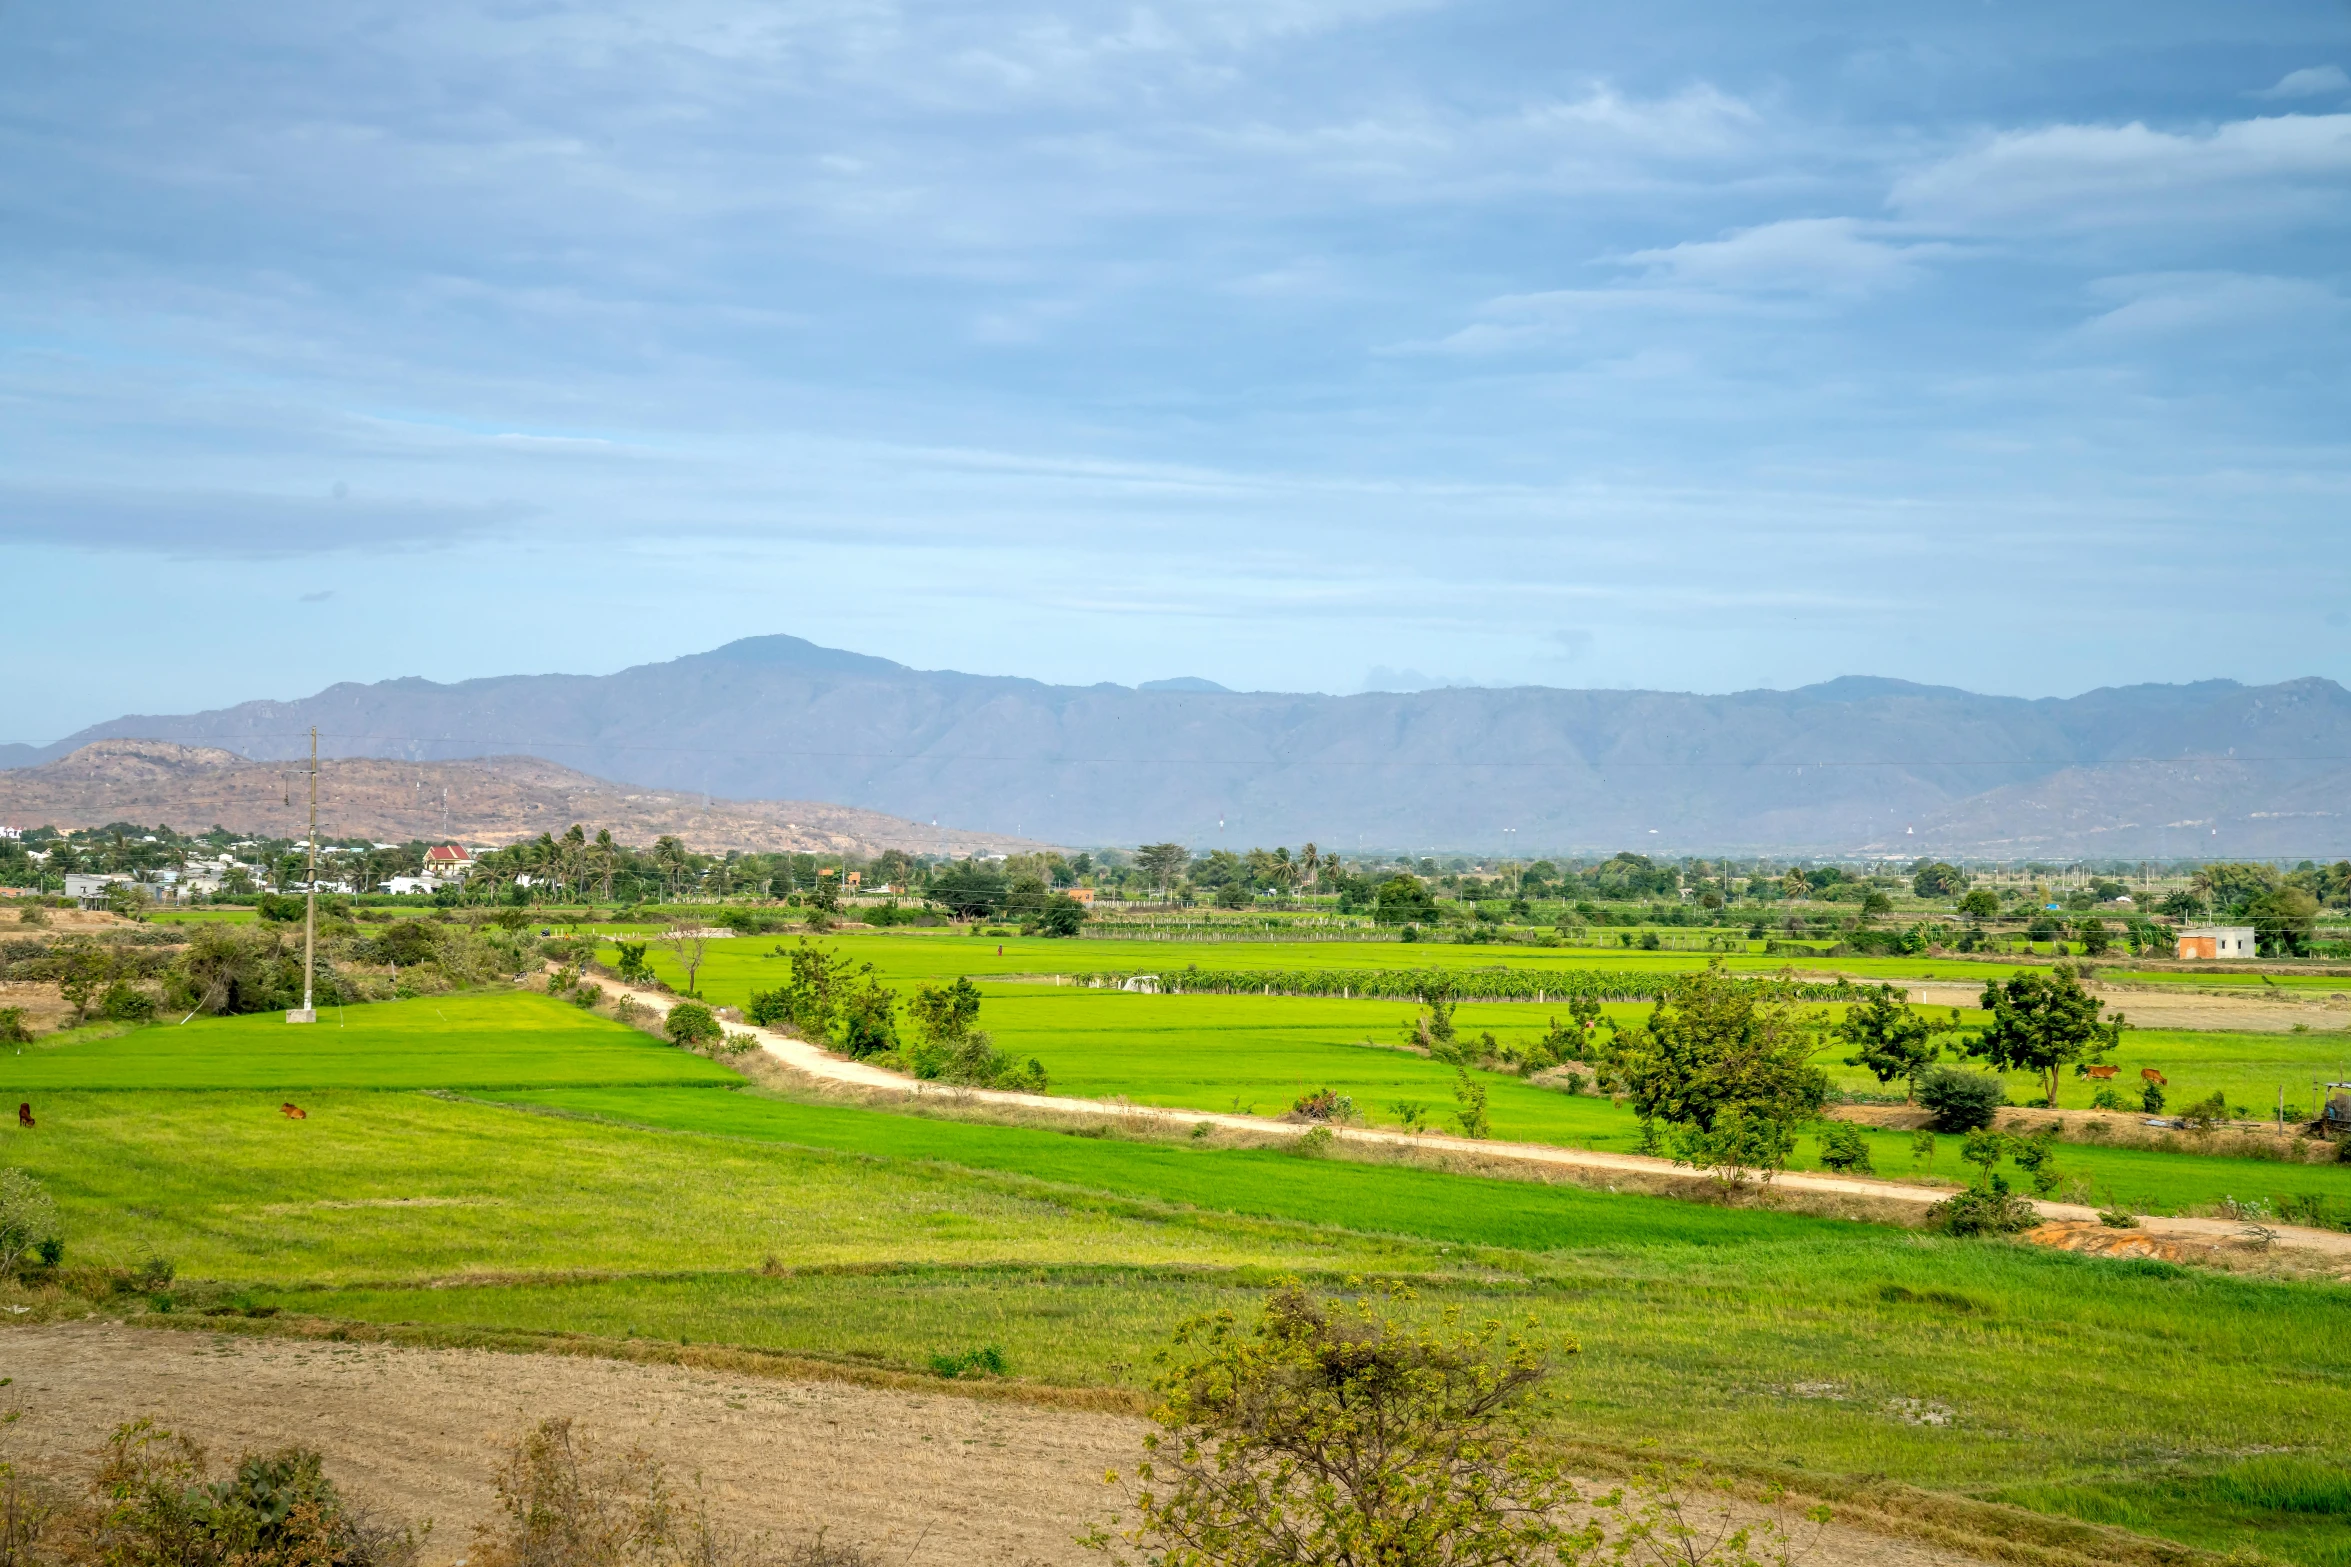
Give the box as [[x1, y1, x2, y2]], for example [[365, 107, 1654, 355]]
[[288, 727, 318, 1024]]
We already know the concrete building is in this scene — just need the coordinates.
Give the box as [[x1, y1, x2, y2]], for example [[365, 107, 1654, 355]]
[[2176, 925, 2257, 960]]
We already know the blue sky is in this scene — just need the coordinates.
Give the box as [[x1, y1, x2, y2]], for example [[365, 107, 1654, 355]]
[[3, 0, 2348, 742]]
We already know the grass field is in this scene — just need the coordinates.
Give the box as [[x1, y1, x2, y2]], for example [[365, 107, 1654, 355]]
[[0, 993, 739, 1091], [12, 986, 2351, 1561]]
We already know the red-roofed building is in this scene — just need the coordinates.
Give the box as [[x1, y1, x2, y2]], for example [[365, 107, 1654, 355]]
[[423, 845, 476, 880]]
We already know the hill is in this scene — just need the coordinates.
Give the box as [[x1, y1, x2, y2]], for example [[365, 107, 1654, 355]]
[[11, 637, 2351, 855], [0, 739, 1046, 857]]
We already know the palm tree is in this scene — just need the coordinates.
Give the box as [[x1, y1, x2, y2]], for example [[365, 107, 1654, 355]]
[[1300, 842, 1320, 891]]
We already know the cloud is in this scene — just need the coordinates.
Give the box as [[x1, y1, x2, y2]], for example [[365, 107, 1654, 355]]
[[2256, 65, 2350, 100], [1890, 112, 2351, 230], [1622, 217, 1947, 296], [0, 484, 533, 559], [2072, 272, 2346, 347]]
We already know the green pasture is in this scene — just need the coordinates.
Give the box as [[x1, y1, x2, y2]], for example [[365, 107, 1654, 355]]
[[0, 992, 738, 1092], [7, 989, 2351, 1559], [609, 930, 2050, 995]]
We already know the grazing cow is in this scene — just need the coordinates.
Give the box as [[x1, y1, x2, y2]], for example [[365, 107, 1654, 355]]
[[280, 1103, 307, 1120], [16, 1102, 30, 1129], [2085, 1064, 2119, 1080], [2141, 1068, 2168, 1086]]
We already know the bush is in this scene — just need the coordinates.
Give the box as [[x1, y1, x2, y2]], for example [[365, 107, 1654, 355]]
[[1929, 1186, 2041, 1236], [662, 1001, 721, 1049], [471, 1417, 778, 1567], [0, 1168, 60, 1277], [2176, 1090, 2230, 1133], [1916, 1065, 2005, 1132], [83, 1420, 420, 1567], [1089, 1285, 1592, 1567], [0, 1006, 32, 1045], [1814, 1120, 1875, 1174], [256, 893, 307, 923]]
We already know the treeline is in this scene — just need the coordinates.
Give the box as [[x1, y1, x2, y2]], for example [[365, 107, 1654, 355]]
[[1065, 965, 1863, 1004]]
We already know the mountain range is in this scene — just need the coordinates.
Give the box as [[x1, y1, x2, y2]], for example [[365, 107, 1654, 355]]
[[8, 635, 2349, 858]]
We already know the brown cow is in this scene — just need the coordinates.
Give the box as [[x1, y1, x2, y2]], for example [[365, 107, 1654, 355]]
[[280, 1103, 307, 1120], [2141, 1068, 2168, 1086], [2085, 1064, 2119, 1080], [16, 1102, 30, 1129]]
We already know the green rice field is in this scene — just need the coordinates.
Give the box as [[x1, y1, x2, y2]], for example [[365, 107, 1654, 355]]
[[10, 984, 2351, 1561]]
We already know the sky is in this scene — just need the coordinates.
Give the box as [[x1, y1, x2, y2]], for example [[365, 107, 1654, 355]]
[[3, 0, 2349, 743]]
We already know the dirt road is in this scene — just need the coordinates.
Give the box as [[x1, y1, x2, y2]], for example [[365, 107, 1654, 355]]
[[591, 975, 2351, 1264]]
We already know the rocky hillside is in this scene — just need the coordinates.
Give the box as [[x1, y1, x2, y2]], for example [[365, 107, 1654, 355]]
[[0, 740, 1046, 856]]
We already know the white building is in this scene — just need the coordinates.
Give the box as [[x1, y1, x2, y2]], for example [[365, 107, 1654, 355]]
[[63, 872, 132, 904], [2176, 925, 2257, 960]]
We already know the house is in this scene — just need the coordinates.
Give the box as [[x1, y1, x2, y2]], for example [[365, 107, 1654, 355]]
[[63, 872, 132, 905], [382, 876, 439, 896], [1064, 887, 1096, 904], [2176, 925, 2257, 960], [423, 845, 475, 879]]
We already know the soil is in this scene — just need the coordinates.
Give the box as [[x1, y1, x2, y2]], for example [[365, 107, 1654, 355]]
[[0, 1322, 2010, 1567], [1912, 982, 2351, 1034]]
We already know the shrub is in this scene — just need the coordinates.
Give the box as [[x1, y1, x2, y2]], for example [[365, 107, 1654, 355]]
[[471, 1417, 779, 1567], [1929, 1186, 2040, 1236], [1814, 1121, 1875, 1174], [2090, 1086, 2128, 1111], [0, 1006, 31, 1046], [927, 1346, 1007, 1379], [0, 1168, 61, 1278], [1088, 1285, 1593, 1567], [83, 1420, 420, 1567], [2176, 1090, 2229, 1133], [662, 1001, 721, 1049], [1915, 1066, 2004, 1132], [256, 893, 306, 923], [1292, 1126, 1335, 1158], [1290, 1088, 1352, 1122]]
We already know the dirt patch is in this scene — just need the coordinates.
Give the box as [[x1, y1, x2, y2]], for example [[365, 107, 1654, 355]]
[[0, 978, 71, 1032], [0, 1321, 2023, 1567], [1914, 983, 2351, 1034]]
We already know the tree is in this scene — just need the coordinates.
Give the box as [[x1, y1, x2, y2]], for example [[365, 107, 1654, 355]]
[[2245, 884, 2320, 956], [929, 859, 1008, 920], [1087, 1285, 1596, 1567], [1915, 1066, 2003, 1131], [838, 973, 898, 1057], [1136, 843, 1190, 898], [1373, 875, 1440, 926], [662, 923, 710, 996], [1969, 964, 2123, 1108], [1957, 887, 1999, 920], [1616, 966, 1828, 1181], [52, 936, 116, 1024], [1834, 985, 1952, 1099], [1911, 862, 1966, 898], [663, 1000, 721, 1049], [1857, 888, 1893, 921], [1035, 892, 1090, 936], [909, 977, 982, 1047], [746, 938, 857, 1037]]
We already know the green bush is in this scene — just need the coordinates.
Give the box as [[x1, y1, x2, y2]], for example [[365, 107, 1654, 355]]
[[1814, 1120, 1875, 1174], [1930, 1186, 2040, 1236], [0, 1005, 32, 1045], [662, 1001, 722, 1049], [1916, 1065, 2004, 1132], [0, 1167, 60, 1277]]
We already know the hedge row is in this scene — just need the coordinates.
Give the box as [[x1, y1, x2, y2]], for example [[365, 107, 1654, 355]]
[[1066, 966, 1863, 1004]]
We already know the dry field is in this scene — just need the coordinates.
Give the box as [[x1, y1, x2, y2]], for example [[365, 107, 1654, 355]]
[[0, 1322, 2008, 1567]]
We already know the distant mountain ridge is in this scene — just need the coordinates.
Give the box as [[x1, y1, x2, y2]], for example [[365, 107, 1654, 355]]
[[10, 635, 2350, 856]]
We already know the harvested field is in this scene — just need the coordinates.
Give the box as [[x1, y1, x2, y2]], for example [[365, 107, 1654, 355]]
[[0, 1321, 2009, 1567]]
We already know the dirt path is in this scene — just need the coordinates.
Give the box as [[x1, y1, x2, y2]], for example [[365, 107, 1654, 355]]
[[592, 976, 2351, 1264], [1912, 982, 2351, 1033], [0, 1322, 2013, 1567]]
